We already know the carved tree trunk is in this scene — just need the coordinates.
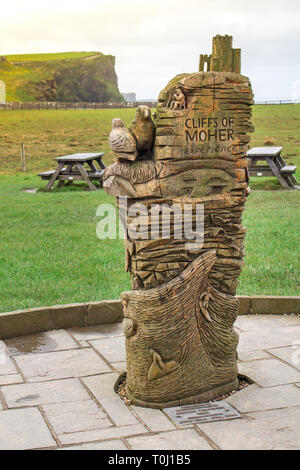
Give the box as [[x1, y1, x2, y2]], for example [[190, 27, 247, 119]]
[[104, 68, 253, 408], [123, 251, 240, 407]]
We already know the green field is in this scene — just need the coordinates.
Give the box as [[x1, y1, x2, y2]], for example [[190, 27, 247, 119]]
[[1, 104, 300, 183], [0, 108, 136, 173], [0, 105, 299, 313], [250, 104, 300, 189], [5, 52, 102, 62]]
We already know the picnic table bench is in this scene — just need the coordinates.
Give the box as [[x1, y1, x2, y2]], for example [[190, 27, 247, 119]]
[[246, 147, 299, 189], [38, 153, 105, 191]]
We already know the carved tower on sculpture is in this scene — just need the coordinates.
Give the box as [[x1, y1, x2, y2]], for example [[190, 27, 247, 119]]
[[103, 35, 254, 408], [199, 34, 241, 74]]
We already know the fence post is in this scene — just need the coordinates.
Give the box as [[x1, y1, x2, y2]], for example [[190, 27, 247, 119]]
[[20, 143, 26, 172]]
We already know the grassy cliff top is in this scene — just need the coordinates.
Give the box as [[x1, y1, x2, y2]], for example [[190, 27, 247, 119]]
[[0, 51, 122, 102], [4, 51, 103, 62]]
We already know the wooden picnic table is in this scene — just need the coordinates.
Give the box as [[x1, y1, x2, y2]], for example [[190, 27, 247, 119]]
[[246, 146, 299, 189], [39, 153, 105, 191]]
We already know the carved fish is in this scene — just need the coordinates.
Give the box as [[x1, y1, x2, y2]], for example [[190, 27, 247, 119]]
[[147, 349, 179, 381]]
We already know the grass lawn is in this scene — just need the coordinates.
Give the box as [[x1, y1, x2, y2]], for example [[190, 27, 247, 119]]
[[0, 105, 299, 312], [0, 174, 131, 313], [249, 104, 300, 189], [1, 104, 300, 184], [0, 109, 137, 173]]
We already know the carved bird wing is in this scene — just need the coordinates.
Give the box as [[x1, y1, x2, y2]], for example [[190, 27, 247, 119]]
[[109, 128, 137, 154]]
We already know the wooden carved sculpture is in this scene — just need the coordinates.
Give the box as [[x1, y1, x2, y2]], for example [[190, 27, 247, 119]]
[[103, 41, 253, 408]]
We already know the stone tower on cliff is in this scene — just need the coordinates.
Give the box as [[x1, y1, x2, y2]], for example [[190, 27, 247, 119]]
[[199, 34, 241, 74]]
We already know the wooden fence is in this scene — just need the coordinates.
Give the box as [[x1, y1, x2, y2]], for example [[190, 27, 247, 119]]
[[254, 99, 300, 105], [0, 101, 158, 110]]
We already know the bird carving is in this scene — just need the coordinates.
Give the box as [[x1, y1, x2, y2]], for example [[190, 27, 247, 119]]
[[129, 105, 155, 158], [109, 106, 155, 162], [109, 118, 138, 162]]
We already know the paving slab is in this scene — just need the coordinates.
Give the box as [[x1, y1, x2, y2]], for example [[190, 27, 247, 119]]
[[267, 345, 300, 370], [90, 336, 126, 363], [0, 374, 24, 385], [2, 378, 91, 408], [0, 341, 19, 375], [0, 313, 299, 450], [127, 429, 213, 450], [68, 323, 123, 343], [131, 406, 176, 432], [235, 314, 300, 332], [0, 408, 56, 450], [238, 358, 300, 387], [237, 325, 300, 352], [197, 407, 300, 450], [237, 350, 272, 362], [83, 373, 138, 427], [227, 383, 300, 412], [42, 400, 112, 436], [14, 348, 111, 382], [111, 362, 126, 373], [58, 424, 148, 446], [5, 329, 79, 356], [61, 440, 128, 450]]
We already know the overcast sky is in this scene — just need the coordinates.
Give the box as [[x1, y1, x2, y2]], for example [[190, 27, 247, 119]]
[[1, 0, 300, 101]]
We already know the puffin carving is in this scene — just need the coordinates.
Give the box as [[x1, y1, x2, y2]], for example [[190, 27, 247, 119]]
[[109, 106, 155, 162], [129, 105, 155, 158]]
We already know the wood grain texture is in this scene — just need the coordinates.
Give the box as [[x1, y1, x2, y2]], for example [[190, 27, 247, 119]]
[[103, 70, 254, 407]]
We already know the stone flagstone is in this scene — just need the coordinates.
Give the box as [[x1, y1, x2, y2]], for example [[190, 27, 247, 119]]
[[0, 374, 24, 386], [0, 408, 56, 450], [83, 373, 138, 426], [127, 429, 213, 450], [197, 407, 300, 450], [68, 323, 123, 343], [237, 350, 271, 362], [235, 314, 300, 332], [111, 362, 126, 373], [58, 423, 148, 446], [61, 440, 128, 450], [42, 400, 113, 435], [89, 336, 126, 363], [267, 345, 300, 370], [238, 358, 300, 387], [0, 314, 299, 450], [6, 329, 79, 356], [0, 341, 19, 375], [2, 378, 91, 408], [131, 405, 176, 432], [14, 348, 111, 382], [237, 325, 300, 352], [227, 383, 300, 412]]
